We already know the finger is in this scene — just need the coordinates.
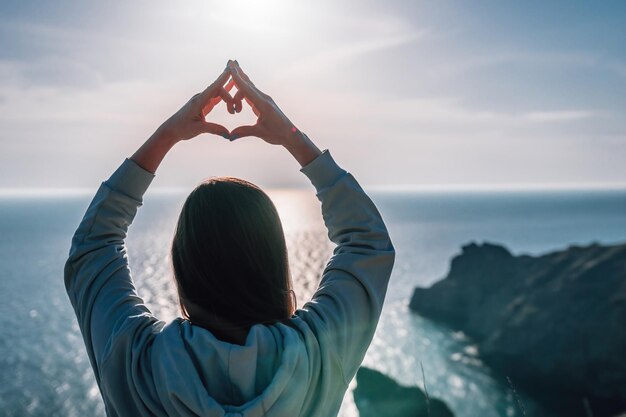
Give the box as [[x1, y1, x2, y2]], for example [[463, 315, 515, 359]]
[[202, 92, 227, 115], [201, 122, 230, 139], [202, 96, 223, 116], [210, 95, 221, 106], [233, 89, 259, 116], [210, 67, 231, 89], [244, 96, 260, 117], [224, 79, 237, 112], [227, 80, 243, 113], [235, 62, 253, 85], [199, 68, 231, 101], [219, 87, 235, 114], [202, 101, 216, 115], [230, 124, 262, 141], [234, 62, 271, 100], [228, 64, 265, 108], [233, 89, 244, 113], [233, 61, 253, 85]]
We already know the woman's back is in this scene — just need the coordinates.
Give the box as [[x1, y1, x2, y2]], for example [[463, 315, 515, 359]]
[[64, 61, 395, 417]]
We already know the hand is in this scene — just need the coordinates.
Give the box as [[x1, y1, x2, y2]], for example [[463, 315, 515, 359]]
[[156, 67, 235, 143], [131, 65, 238, 173], [227, 60, 322, 166], [228, 61, 300, 146]]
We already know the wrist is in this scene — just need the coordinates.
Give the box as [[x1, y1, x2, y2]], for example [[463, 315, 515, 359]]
[[130, 127, 179, 174], [151, 124, 181, 148], [283, 130, 322, 167]]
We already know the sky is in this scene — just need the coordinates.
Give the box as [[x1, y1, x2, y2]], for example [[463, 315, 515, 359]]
[[1, 0, 625, 191]]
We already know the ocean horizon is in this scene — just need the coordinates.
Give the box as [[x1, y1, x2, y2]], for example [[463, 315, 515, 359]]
[[2, 182, 626, 196]]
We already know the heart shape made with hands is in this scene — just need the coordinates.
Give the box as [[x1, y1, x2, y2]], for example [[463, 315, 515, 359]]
[[197, 61, 294, 144], [196, 66, 267, 142], [207, 82, 258, 139]]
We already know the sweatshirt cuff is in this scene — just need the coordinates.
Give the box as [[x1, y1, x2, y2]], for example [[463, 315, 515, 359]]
[[299, 149, 347, 193], [104, 158, 156, 201]]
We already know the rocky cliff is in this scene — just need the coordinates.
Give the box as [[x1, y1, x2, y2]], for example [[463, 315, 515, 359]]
[[409, 242, 626, 417], [354, 367, 454, 417]]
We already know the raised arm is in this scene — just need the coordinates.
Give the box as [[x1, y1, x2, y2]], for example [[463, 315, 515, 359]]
[[297, 151, 395, 383], [229, 61, 396, 384], [64, 65, 235, 384]]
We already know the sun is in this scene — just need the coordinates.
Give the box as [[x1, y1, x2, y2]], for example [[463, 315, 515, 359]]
[[209, 0, 295, 35]]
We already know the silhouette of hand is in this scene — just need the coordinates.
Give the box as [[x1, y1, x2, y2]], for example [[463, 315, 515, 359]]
[[227, 61, 300, 146], [158, 67, 236, 142]]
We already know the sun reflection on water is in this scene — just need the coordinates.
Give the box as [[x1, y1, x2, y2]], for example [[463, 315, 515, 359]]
[[266, 188, 325, 233]]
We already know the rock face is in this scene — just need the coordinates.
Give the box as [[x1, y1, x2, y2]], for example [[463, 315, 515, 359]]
[[409, 242, 626, 417], [354, 367, 455, 417]]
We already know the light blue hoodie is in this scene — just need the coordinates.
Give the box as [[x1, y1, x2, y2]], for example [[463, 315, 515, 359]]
[[65, 149, 395, 417]]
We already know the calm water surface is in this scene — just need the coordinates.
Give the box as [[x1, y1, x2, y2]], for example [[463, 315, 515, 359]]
[[1, 188, 625, 417]]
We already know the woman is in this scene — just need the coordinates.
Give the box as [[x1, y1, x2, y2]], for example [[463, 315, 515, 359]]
[[65, 60, 395, 417]]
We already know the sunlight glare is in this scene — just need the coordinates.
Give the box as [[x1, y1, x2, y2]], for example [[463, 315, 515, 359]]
[[266, 189, 324, 232], [211, 0, 293, 35]]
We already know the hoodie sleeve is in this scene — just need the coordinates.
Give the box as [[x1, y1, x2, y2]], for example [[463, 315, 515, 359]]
[[64, 158, 159, 385], [296, 149, 396, 384]]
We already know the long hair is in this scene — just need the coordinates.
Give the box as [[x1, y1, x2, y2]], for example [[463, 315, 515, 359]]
[[171, 177, 296, 344]]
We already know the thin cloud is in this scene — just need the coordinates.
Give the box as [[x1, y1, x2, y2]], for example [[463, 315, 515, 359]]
[[278, 30, 427, 78], [523, 110, 597, 122], [425, 50, 626, 81], [360, 96, 600, 126]]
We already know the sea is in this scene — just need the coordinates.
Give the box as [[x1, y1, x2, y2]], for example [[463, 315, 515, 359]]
[[1, 186, 625, 417]]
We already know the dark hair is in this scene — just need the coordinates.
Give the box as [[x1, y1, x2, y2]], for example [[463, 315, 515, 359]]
[[171, 177, 296, 345]]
